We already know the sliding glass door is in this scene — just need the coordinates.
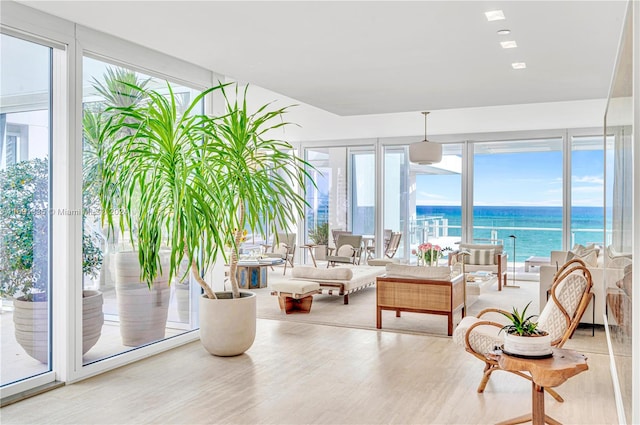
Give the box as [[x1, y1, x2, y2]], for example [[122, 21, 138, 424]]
[[0, 33, 53, 387], [81, 57, 203, 365]]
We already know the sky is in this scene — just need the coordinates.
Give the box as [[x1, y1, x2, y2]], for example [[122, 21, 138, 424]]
[[417, 149, 607, 207]]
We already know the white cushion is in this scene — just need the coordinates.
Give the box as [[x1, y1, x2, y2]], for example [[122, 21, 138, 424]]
[[566, 249, 598, 267], [538, 272, 588, 341], [453, 316, 503, 355], [337, 244, 355, 257], [385, 264, 451, 280], [271, 280, 320, 295], [292, 266, 353, 281]]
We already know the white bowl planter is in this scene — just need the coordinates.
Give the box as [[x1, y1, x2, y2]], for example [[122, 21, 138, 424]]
[[13, 290, 104, 363], [199, 291, 256, 356], [115, 251, 170, 347], [503, 331, 552, 357], [13, 297, 48, 363]]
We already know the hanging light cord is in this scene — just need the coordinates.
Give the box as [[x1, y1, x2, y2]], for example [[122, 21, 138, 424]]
[[422, 111, 430, 141]]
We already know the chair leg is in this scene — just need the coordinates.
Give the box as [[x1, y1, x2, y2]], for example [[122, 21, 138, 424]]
[[477, 362, 496, 393]]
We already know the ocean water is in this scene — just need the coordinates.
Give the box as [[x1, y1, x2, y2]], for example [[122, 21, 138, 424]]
[[416, 205, 605, 262]]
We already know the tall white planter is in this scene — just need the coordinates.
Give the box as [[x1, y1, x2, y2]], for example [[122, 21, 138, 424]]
[[115, 251, 170, 347], [199, 291, 256, 356]]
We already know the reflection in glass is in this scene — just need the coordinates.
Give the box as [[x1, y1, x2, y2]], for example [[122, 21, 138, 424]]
[[81, 57, 202, 365], [0, 34, 52, 386]]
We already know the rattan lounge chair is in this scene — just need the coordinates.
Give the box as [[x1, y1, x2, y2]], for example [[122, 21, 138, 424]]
[[453, 258, 592, 402]]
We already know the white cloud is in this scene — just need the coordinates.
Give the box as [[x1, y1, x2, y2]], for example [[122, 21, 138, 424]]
[[572, 175, 604, 184]]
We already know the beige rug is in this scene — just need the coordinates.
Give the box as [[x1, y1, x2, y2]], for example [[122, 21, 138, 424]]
[[257, 266, 540, 337], [256, 265, 607, 355]]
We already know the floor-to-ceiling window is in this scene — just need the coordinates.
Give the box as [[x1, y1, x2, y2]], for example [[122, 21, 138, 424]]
[[472, 138, 563, 262], [411, 143, 463, 262], [81, 57, 203, 365], [304, 145, 373, 251], [0, 33, 52, 387], [570, 134, 608, 249]]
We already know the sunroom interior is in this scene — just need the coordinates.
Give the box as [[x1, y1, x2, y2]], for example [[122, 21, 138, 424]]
[[0, 1, 638, 424]]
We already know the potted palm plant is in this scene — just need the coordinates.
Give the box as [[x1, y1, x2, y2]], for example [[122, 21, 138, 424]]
[[499, 301, 551, 358], [308, 222, 329, 260], [98, 79, 311, 356], [198, 83, 311, 356]]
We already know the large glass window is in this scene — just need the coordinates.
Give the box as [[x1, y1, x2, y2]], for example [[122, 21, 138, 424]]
[[81, 57, 202, 365], [571, 135, 608, 248], [412, 144, 463, 262], [0, 34, 52, 386], [304, 145, 378, 263], [473, 138, 563, 263]]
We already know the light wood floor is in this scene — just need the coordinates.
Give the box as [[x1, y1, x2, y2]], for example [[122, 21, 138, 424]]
[[0, 319, 617, 424]]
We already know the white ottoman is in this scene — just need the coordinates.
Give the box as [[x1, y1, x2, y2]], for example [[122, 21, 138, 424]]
[[270, 280, 320, 314]]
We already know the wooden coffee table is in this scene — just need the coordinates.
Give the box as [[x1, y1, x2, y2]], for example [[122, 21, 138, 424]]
[[488, 347, 588, 425]]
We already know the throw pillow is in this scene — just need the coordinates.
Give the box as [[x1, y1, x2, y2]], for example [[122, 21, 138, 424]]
[[466, 248, 495, 265], [566, 249, 598, 267]]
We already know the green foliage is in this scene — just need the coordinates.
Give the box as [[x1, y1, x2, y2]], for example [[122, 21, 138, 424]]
[[0, 159, 49, 300], [98, 82, 228, 295], [308, 222, 329, 245], [82, 229, 103, 279], [203, 83, 314, 297], [97, 75, 314, 300], [499, 301, 543, 336]]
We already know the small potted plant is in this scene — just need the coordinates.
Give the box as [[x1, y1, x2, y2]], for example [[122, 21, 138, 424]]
[[499, 301, 551, 358], [308, 222, 329, 260]]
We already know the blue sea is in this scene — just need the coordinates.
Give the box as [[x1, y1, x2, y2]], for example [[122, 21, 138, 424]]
[[416, 206, 605, 262]]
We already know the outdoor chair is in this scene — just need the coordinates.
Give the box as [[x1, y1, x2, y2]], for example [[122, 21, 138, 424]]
[[368, 231, 402, 266], [263, 232, 296, 274], [452, 258, 592, 403], [326, 234, 362, 267], [331, 229, 352, 247]]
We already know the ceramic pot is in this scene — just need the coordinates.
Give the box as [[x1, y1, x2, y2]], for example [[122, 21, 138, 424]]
[[199, 291, 256, 356], [503, 331, 552, 357]]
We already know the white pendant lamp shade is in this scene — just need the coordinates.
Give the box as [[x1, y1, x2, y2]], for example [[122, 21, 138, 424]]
[[409, 112, 442, 165]]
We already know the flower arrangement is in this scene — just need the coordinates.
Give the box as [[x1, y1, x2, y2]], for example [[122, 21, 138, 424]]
[[412, 243, 450, 266]]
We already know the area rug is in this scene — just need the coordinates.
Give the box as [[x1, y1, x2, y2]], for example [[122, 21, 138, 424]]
[[255, 266, 540, 337]]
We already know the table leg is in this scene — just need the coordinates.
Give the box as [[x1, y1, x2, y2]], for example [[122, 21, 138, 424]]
[[495, 383, 562, 425], [309, 248, 317, 268], [532, 383, 545, 425]]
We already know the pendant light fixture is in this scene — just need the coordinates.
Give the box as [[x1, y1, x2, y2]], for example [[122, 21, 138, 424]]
[[409, 111, 442, 164]]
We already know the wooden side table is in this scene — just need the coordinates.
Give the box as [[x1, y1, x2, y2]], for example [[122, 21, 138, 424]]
[[300, 244, 318, 267], [488, 347, 588, 425]]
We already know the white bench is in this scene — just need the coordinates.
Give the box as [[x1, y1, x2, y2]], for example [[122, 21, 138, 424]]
[[270, 280, 320, 314]]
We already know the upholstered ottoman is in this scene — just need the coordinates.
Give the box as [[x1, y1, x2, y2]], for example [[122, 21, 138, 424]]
[[270, 280, 320, 314]]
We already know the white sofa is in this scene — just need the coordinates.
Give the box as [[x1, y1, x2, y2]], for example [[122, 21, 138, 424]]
[[539, 245, 631, 325]]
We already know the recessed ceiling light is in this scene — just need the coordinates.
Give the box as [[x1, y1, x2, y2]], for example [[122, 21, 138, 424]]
[[497, 29, 511, 35], [500, 40, 518, 49], [512, 62, 527, 70], [485, 10, 505, 21]]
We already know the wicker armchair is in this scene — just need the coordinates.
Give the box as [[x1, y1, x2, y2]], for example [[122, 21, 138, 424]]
[[452, 258, 592, 402]]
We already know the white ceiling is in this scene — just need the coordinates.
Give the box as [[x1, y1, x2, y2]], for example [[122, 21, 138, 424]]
[[18, 1, 628, 116]]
